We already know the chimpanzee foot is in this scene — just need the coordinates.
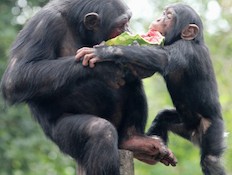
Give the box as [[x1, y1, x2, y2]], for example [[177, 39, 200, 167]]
[[120, 135, 177, 166]]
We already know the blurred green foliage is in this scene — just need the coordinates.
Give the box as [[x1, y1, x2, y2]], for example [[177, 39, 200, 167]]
[[0, 0, 231, 175]]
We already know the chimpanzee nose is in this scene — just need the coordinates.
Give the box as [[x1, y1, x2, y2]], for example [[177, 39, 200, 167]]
[[156, 17, 163, 22]]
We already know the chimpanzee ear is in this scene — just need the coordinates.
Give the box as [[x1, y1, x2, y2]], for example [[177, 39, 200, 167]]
[[84, 13, 100, 30], [181, 24, 199, 40]]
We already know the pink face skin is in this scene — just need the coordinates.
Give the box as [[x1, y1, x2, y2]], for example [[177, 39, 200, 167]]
[[148, 8, 175, 36]]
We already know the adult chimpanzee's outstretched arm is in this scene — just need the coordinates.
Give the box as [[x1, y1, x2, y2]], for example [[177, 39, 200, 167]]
[[76, 45, 169, 78]]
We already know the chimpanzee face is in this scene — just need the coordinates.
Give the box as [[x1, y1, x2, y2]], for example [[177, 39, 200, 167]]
[[149, 8, 176, 37], [108, 11, 131, 40], [83, 8, 131, 45]]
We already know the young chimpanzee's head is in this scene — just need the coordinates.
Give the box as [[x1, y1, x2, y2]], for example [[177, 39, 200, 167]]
[[66, 0, 132, 46], [149, 3, 204, 45]]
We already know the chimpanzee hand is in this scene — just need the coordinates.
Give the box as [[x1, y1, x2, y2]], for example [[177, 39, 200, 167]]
[[120, 135, 177, 166], [76, 47, 101, 68], [76, 47, 126, 88]]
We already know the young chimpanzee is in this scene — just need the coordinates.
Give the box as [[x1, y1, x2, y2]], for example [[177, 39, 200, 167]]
[[1, 0, 177, 174], [76, 3, 226, 175]]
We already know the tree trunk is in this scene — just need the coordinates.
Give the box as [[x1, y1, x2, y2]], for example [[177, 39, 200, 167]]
[[119, 150, 134, 175], [77, 150, 134, 175]]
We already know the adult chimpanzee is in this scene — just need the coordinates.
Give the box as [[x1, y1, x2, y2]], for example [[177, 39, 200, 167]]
[[1, 0, 177, 174], [76, 3, 226, 175]]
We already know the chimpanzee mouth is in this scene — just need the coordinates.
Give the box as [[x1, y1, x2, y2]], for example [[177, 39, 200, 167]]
[[108, 32, 122, 40]]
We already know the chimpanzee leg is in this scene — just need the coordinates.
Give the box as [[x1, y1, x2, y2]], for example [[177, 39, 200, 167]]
[[200, 118, 226, 175], [117, 82, 178, 166], [147, 109, 191, 144], [120, 79, 148, 137], [147, 109, 226, 174], [52, 115, 120, 175]]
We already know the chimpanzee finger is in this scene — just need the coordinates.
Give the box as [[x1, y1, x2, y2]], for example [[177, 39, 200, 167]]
[[89, 57, 101, 68], [75, 47, 88, 56], [82, 53, 97, 66], [76, 47, 91, 54], [75, 48, 95, 61], [160, 156, 176, 167], [160, 158, 170, 166], [166, 148, 177, 166], [160, 149, 178, 167]]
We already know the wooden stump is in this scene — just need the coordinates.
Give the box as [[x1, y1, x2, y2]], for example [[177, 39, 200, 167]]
[[77, 150, 134, 175], [119, 150, 134, 175]]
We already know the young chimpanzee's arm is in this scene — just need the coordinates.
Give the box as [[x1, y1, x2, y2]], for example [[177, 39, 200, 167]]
[[76, 45, 169, 79]]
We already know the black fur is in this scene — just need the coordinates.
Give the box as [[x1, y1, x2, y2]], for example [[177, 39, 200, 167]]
[[94, 4, 226, 175], [0, 0, 152, 175]]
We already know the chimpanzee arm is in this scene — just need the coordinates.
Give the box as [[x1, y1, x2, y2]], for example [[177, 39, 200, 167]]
[[1, 10, 102, 104], [76, 45, 169, 78], [96, 45, 169, 77]]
